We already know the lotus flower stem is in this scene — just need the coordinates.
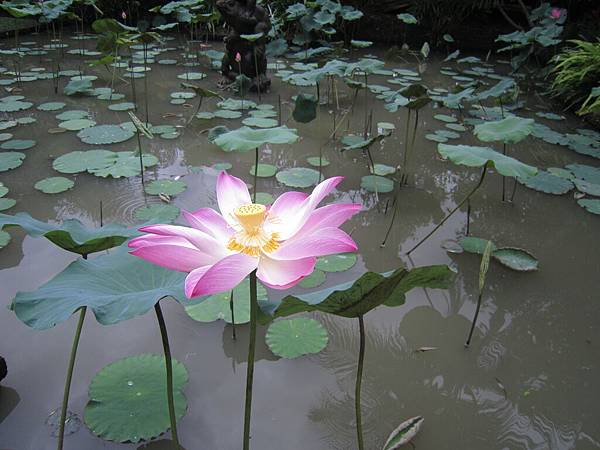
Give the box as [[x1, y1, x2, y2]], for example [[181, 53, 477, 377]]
[[188, 96, 203, 126], [136, 131, 145, 188], [355, 315, 366, 450], [465, 292, 483, 347], [230, 290, 237, 340], [401, 109, 412, 184], [253, 45, 261, 101], [253, 148, 259, 203], [57, 306, 87, 450], [363, 74, 369, 139], [407, 166, 487, 255], [466, 199, 471, 235], [143, 42, 150, 125], [154, 301, 181, 450], [278, 94, 282, 126], [380, 194, 399, 248], [509, 179, 518, 203], [243, 270, 258, 450], [501, 144, 507, 201]]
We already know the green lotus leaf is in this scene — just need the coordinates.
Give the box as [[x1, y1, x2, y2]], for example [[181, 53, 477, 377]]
[[84, 354, 187, 443], [34, 177, 75, 194], [260, 265, 455, 320], [255, 192, 274, 205], [242, 117, 279, 128], [276, 167, 320, 188], [474, 116, 534, 144], [89, 152, 158, 178], [250, 163, 277, 178], [78, 124, 135, 145], [0, 212, 135, 256], [492, 247, 539, 272], [574, 179, 600, 197], [266, 317, 328, 359], [214, 110, 242, 119], [306, 156, 330, 167], [425, 134, 448, 143], [134, 204, 181, 223], [298, 269, 327, 288], [144, 180, 187, 196], [59, 118, 96, 131], [350, 39, 373, 48], [12, 246, 186, 329], [64, 78, 93, 96], [0, 100, 33, 112], [1, 139, 36, 150], [184, 277, 268, 324], [397, 13, 417, 24], [577, 199, 600, 215], [214, 126, 299, 152], [0, 230, 10, 249], [371, 164, 396, 176], [565, 164, 600, 184], [53, 150, 117, 174], [361, 175, 394, 193], [0, 152, 25, 172], [315, 253, 357, 273], [177, 72, 206, 81], [0, 198, 16, 211], [437, 143, 537, 178], [37, 102, 66, 111], [519, 171, 573, 195], [56, 110, 90, 121], [434, 114, 458, 123], [458, 237, 498, 254], [217, 98, 257, 111], [108, 102, 136, 111]]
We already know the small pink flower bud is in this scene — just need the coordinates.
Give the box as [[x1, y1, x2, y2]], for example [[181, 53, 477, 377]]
[[121, 11, 127, 20], [550, 8, 562, 19], [235, 52, 242, 63]]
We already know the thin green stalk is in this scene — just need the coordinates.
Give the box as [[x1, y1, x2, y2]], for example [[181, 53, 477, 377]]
[[253, 147, 258, 203], [143, 42, 150, 125], [363, 73, 369, 139], [57, 305, 87, 450], [465, 241, 492, 347], [253, 45, 261, 101], [380, 194, 399, 248], [154, 301, 181, 450], [230, 290, 236, 341], [136, 131, 145, 187], [401, 109, 412, 183], [355, 315, 366, 450], [243, 270, 258, 450], [502, 143, 507, 202], [407, 166, 487, 255]]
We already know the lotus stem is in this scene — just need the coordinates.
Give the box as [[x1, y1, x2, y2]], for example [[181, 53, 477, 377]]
[[253, 45, 261, 101], [401, 109, 412, 184], [154, 301, 181, 450], [230, 290, 236, 341], [380, 194, 399, 248], [407, 166, 487, 255], [243, 270, 258, 450], [188, 96, 204, 126], [136, 131, 145, 188], [144, 43, 150, 125], [466, 198, 471, 235], [57, 305, 87, 450], [465, 292, 483, 347], [253, 147, 258, 203], [510, 179, 519, 203], [363, 74, 369, 139], [278, 94, 282, 126], [355, 315, 366, 450], [502, 143, 507, 202]]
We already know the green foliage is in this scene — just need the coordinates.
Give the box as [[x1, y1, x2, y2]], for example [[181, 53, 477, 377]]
[[551, 40, 600, 116]]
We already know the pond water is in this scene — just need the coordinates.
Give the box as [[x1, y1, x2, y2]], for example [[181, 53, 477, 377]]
[[1, 32, 599, 450]]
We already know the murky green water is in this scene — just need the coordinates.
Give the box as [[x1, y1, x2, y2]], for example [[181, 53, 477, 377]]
[[1, 32, 599, 450]]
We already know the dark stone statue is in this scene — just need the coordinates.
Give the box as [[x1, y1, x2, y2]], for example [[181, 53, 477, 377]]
[[216, 0, 271, 92]]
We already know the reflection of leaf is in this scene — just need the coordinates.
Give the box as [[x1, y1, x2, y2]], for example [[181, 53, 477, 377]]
[[293, 93, 318, 123], [12, 246, 186, 329]]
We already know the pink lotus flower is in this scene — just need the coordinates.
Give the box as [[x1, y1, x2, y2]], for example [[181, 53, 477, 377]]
[[129, 172, 360, 298], [121, 11, 127, 20], [550, 7, 562, 19], [235, 52, 242, 63]]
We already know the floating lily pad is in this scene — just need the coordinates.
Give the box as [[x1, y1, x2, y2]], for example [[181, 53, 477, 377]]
[[218, 98, 257, 111], [315, 253, 357, 272], [577, 199, 600, 215], [214, 126, 299, 152], [250, 163, 277, 178], [0, 183, 7, 198], [276, 167, 320, 188], [492, 247, 538, 272], [445, 123, 467, 132], [0, 133, 12, 142], [0, 230, 10, 249], [90, 152, 158, 178], [242, 117, 279, 128], [0, 152, 26, 172], [574, 179, 600, 197], [34, 177, 75, 194], [0, 100, 33, 112], [536, 111, 564, 120], [425, 133, 448, 143], [266, 318, 328, 359], [474, 116, 534, 144], [59, 118, 96, 131], [108, 102, 136, 111], [177, 72, 206, 80], [458, 237, 497, 254], [434, 114, 458, 123], [1, 139, 36, 150], [298, 269, 326, 288], [184, 278, 267, 324], [53, 150, 116, 174], [214, 110, 242, 119], [519, 171, 573, 195], [37, 102, 66, 111], [134, 204, 181, 223], [566, 164, 600, 184], [371, 164, 396, 176], [144, 180, 187, 196], [195, 112, 215, 120], [84, 354, 188, 443], [0, 198, 16, 211], [78, 124, 135, 145], [361, 175, 394, 193], [56, 110, 90, 121], [306, 156, 330, 167]]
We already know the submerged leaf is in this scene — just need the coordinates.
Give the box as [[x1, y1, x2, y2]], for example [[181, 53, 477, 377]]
[[383, 416, 424, 450]]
